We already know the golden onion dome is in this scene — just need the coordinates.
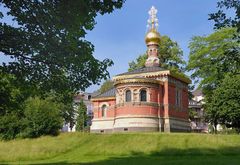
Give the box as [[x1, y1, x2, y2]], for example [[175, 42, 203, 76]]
[[145, 29, 161, 45]]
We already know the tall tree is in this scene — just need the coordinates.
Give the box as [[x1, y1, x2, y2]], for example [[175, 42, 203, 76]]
[[208, 74, 240, 132], [0, 0, 125, 139], [62, 103, 76, 131], [76, 100, 88, 132], [187, 28, 239, 95], [187, 27, 239, 132], [0, 0, 125, 95], [128, 35, 185, 72], [189, 0, 240, 132]]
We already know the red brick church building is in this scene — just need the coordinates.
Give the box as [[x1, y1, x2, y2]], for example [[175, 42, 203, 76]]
[[90, 6, 191, 133]]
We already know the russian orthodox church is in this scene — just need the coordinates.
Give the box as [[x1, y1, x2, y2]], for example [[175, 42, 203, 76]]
[[90, 6, 191, 133]]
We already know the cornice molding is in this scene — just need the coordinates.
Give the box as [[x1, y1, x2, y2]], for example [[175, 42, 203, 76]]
[[114, 78, 162, 86], [113, 70, 191, 84], [113, 70, 170, 81], [91, 97, 116, 102]]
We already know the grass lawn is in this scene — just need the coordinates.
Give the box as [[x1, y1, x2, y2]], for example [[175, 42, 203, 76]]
[[0, 132, 240, 164]]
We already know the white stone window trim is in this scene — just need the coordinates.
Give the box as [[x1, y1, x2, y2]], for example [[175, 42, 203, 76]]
[[99, 102, 109, 118], [139, 88, 149, 102], [124, 88, 132, 102], [175, 88, 182, 108]]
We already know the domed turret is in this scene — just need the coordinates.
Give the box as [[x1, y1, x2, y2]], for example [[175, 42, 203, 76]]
[[145, 6, 160, 67]]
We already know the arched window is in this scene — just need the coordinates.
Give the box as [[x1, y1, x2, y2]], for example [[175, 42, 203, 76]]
[[176, 89, 182, 107], [88, 95, 91, 100], [125, 90, 131, 102], [101, 105, 107, 117], [140, 89, 147, 102]]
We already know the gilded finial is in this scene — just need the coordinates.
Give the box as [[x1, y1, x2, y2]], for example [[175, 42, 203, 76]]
[[145, 6, 161, 45], [147, 6, 159, 31], [145, 6, 161, 67]]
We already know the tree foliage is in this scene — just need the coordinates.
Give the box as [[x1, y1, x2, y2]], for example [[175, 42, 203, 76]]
[[0, 71, 23, 115], [62, 103, 76, 131], [22, 97, 63, 138], [209, 0, 240, 32], [188, 108, 198, 121], [0, 112, 23, 140], [0, 0, 125, 139], [128, 35, 185, 72], [187, 28, 240, 132], [76, 100, 88, 132], [187, 28, 239, 94], [206, 74, 240, 132], [197, 0, 240, 133], [0, 71, 24, 140], [0, 0, 124, 94], [98, 79, 114, 94], [1, 95, 63, 140]]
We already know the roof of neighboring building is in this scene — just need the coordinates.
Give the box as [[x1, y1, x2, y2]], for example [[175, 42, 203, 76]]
[[93, 88, 116, 98], [91, 91, 101, 97], [189, 99, 201, 105], [193, 89, 203, 96], [74, 91, 100, 103], [116, 66, 166, 76]]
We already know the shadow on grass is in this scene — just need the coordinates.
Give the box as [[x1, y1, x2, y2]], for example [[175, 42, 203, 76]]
[[6, 146, 240, 165]]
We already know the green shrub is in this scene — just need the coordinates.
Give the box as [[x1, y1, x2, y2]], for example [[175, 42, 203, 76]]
[[0, 112, 23, 140], [22, 97, 63, 138]]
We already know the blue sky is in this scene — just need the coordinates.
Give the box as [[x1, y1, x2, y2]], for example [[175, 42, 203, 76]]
[[86, 0, 220, 92], [0, 0, 222, 92]]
